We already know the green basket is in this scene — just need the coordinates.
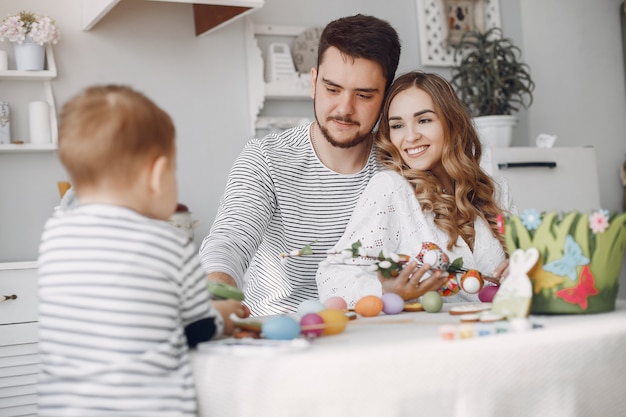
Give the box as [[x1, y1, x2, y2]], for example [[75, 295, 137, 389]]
[[504, 210, 626, 314]]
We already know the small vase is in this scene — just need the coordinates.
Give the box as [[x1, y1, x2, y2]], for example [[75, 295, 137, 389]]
[[13, 36, 45, 71]]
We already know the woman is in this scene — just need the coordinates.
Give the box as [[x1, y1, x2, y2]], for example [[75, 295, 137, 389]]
[[316, 71, 517, 307]]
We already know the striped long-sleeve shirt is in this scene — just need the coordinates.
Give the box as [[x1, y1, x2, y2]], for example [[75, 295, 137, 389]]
[[199, 122, 378, 316], [37, 204, 223, 416]]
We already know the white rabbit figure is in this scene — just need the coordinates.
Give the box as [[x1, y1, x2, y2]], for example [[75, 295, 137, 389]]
[[491, 247, 539, 319]]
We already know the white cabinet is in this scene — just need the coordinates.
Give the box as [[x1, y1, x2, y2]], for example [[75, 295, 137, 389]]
[[0, 44, 58, 153], [0, 262, 39, 417]]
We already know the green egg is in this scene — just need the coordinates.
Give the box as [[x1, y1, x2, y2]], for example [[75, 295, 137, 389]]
[[421, 291, 443, 313]]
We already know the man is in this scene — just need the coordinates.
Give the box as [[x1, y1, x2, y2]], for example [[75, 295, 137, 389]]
[[200, 14, 401, 316]]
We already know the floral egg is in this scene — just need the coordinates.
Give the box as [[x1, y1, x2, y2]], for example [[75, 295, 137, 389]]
[[262, 315, 301, 340], [300, 313, 324, 338], [318, 309, 349, 335], [460, 269, 484, 294], [417, 242, 450, 270], [323, 296, 347, 310], [354, 295, 384, 317], [381, 293, 404, 315], [438, 275, 460, 297]]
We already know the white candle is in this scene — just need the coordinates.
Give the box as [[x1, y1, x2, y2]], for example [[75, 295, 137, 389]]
[[29, 101, 51, 144]]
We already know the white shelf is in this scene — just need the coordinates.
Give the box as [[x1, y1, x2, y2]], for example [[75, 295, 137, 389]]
[[245, 21, 313, 136], [82, 0, 264, 36], [0, 69, 56, 80], [0, 44, 58, 151], [0, 144, 57, 153]]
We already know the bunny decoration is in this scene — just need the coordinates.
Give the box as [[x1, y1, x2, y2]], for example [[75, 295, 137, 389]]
[[491, 248, 539, 319]]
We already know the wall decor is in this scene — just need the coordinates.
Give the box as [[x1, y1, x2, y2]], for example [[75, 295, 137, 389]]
[[416, 0, 501, 67]]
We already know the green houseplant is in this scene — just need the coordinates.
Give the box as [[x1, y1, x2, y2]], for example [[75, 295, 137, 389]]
[[450, 27, 534, 147]]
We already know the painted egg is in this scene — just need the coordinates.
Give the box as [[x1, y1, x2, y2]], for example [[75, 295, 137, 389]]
[[421, 291, 443, 313], [318, 309, 349, 336], [261, 315, 301, 340], [438, 274, 461, 297], [478, 285, 499, 303], [354, 295, 384, 317], [297, 299, 325, 317], [381, 292, 404, 315], [300, 313, 324, 339], [416, 242, 450, 270], [323, 296, 348, 310], [460, 269, 484, 294]]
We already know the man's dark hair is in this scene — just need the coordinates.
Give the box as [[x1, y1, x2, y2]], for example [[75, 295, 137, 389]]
[[317, 14, 401, 92]]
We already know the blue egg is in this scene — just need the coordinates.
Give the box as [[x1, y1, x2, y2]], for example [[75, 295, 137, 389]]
[[262, 315, 301, 340]]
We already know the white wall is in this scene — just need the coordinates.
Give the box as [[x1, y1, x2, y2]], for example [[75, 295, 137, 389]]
[[0, 0, 252, 260], [1, 0, 625, 297]]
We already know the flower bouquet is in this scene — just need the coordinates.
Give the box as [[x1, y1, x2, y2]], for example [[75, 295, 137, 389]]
[[0, 11, 60, 45], [0, 11, 60, 70], [504, 209, 626, 314]]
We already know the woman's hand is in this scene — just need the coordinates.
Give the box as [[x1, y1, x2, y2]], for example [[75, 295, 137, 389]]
[[213, 299, 250, 336], [490, 259, 510, 284], [378, 261, 447, 301]]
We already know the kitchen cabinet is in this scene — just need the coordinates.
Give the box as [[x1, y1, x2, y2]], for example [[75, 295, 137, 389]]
[[82, 0, 264, 37], [0, 44, 58, 153], [0, 262, 39, 417]]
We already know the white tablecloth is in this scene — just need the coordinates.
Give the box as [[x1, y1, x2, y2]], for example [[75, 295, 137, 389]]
[[191, 301, 626, 417]]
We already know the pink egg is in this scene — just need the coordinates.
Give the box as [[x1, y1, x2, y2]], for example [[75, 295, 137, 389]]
[[300, 313, 324, 338], [479, 285, 499, 303], [381, 292, 404, 315], [323, 296, 347, 310]]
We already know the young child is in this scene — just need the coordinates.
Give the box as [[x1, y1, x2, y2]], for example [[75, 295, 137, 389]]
[[37, 85, 247, 416]]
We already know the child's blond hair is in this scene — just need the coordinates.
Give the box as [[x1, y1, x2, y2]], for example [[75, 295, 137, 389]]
[[58, 85, 175, 190]]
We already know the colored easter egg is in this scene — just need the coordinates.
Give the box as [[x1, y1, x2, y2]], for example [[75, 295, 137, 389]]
[[421, 291, 443, 313], [478, 285, 499, 303], [261, 315, 301, 340], [417, 242, 450, 270], [317, 309, 349, 336], [297, 299, 325, 317], [381, 292, 404, 315], [323, 296, 348, 310], [300, 313, 324, 338], [438, 274, 461, 297], [460, 269, 484, 294], [354, 295, 384, 317]]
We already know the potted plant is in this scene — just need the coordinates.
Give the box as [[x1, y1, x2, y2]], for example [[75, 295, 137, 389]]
[[0, 11, 60, 71], [450, 27, 534, 147]]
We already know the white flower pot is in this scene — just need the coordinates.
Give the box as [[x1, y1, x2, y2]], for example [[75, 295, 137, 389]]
[[473, 115, 517, 148], [13, 36, 45, 71]]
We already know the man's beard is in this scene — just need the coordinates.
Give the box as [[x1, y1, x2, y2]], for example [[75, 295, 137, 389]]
[[317, 118, 372, 149]]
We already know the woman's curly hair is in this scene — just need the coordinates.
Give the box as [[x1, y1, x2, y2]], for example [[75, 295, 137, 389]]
[[376, 71, 506, 252]]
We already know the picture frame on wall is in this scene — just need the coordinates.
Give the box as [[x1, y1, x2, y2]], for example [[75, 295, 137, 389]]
[[416, 0, 501, 67]]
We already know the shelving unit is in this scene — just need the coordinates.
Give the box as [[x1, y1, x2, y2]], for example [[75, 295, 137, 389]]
[[82, 0, 264, 37], [0, 43, 58, 153], [245, 20, 313, 136]]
